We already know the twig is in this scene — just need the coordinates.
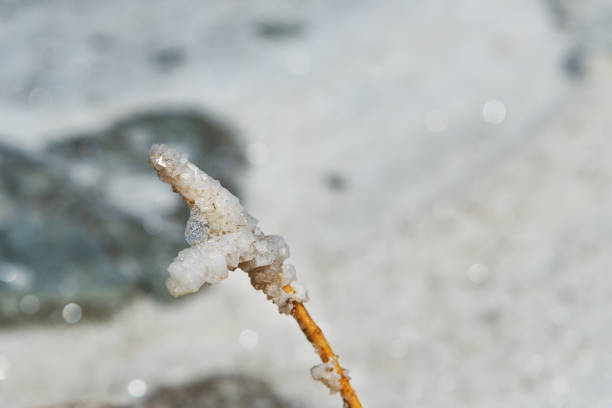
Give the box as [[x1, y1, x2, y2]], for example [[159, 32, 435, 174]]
[[283, 285, 363, 408]]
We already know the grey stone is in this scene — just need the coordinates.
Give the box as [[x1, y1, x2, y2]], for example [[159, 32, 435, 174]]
[[42, 375, 292, 408], [45, 109, 246, 300], [44, 404, 125, 408], [0, 109, 246, 323], [143, 375, 291, 408], [46, 109, 245, 198], [0, 143, 134, 323]]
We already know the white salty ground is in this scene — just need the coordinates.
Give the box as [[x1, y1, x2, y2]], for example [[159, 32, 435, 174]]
[[2, 1, 612, 407]]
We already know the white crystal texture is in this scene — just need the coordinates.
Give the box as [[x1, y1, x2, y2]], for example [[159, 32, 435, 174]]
[[310, 360, 342, 394], [149, 144, 307, 312]]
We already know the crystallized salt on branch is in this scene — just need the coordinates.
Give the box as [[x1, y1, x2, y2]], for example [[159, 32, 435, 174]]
[[149, 144, 308, 313], [311, 360, 343, 394], [150, 144, 359, 405]]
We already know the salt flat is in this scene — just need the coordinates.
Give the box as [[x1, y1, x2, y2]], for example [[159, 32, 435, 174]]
[[1, 1, 611, 407]]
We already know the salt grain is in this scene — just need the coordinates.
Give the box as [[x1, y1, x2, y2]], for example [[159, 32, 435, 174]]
[[311, 360, 342, 394]]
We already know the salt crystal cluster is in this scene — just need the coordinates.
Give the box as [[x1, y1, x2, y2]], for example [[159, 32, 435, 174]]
[[149, 144, 308, 313], [310, 360, 342, 394]]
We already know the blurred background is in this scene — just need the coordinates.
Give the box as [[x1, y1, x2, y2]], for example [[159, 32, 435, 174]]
[[1, 0, 612, 407]]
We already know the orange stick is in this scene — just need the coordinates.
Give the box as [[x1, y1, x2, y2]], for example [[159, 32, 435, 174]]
[[283, 285, 363, 408]]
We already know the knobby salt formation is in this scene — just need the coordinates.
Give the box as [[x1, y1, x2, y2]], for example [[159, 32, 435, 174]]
[[149, 144, 307, 313], [149, 144, 362, 407]]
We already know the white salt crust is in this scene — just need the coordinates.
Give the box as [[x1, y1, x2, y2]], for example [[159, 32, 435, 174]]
[[310, 360, 342, 394], [149, 144, 308, 313]]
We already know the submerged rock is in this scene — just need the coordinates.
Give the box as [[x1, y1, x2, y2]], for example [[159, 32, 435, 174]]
[[46, 109, 245, 198], [0, 109, 247, 323], [44, 404, 125, 408], [0, 143, 134, 323], [144, 375, 290, 408], [46, 109, 247, 299], [42, 375, 290, 408], [0, 212, 133, 323]]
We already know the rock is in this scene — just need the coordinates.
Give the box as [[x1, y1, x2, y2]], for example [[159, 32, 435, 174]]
[[0, 212, 133, 323], [41, 375, 290, 408], [0, 109, 246, 323], [149, 47, 187, 73], [46, 108, 246, 299], [46, 109, 245, 198], [0, 143, 134, 323], [44, 404, 125, 408], [544, 0, 612, 78], [143, 375, 290, 408]]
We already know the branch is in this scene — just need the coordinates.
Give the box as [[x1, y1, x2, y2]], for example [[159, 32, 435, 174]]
[[148, 144, 363, 407], [283, 285, 362, 408]]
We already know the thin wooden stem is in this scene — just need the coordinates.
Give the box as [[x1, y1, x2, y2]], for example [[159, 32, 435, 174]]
[[283, 285, 362, 408]]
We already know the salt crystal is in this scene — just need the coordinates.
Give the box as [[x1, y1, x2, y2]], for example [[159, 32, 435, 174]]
[[149, 144, 308, 313], [310, 360, 342, 394]]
